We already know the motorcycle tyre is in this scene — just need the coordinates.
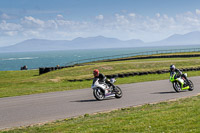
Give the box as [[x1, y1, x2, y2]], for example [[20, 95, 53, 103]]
[[173, 82, 181, 93], [93, 88, 105, 101], [115, 86, 123, 99], [188, 80, 194, 91]]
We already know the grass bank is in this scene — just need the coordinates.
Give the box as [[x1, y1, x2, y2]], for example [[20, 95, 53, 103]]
[[2, 95, 200, 132], [0, 52, 200, 98]]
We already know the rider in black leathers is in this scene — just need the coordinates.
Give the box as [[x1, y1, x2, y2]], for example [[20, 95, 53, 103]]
[[170, 64, 182, 79], [92, 69, 115, 90], [170, 64, 189, 85]]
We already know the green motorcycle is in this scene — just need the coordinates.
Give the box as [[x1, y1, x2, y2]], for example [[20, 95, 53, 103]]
[[170, 73, 194, 92]]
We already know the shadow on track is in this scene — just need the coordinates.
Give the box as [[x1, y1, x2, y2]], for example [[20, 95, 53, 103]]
[[71, 99, 97, 102], [151, 91, 176, 94], [71, 97, 115, 103]]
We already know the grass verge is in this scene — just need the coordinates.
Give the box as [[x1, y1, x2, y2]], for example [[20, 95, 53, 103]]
[[0, 53, 200, 98], [2, 95, 200, 133], [0, 70, 200, 98]]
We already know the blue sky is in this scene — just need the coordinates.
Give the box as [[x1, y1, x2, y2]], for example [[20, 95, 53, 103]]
[[1, 0, 200, 47]]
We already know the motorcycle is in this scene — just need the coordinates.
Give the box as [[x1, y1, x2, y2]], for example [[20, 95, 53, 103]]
[[170, 73, 194, 92], [92, 78, 123, 101]]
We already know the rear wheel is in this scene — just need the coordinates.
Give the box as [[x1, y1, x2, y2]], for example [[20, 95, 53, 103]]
[[173, 82, 181, 92], [93, 88, 105, 101], [188, 80, 194, 91], [115, 86, 123, 98]]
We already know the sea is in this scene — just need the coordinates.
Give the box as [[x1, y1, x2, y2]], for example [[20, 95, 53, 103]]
[[1, 45, 200, 71]]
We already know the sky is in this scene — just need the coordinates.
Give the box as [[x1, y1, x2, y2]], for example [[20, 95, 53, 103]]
[[1, 0, 200, 47]]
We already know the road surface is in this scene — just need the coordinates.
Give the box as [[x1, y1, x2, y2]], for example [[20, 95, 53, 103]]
[[0, 76, 200, 130]]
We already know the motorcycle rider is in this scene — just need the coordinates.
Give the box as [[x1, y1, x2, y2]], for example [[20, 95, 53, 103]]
[[92, 69, 116, 91], [170, 64, 188, 85], [170, 64, 182, 78]]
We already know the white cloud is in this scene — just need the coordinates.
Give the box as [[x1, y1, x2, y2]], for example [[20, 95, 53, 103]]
[[1, 13, 11, 19], [0, 20, 22, 31], [129, 13, 136, 17], [4, 31, 18, 36], [185, 11, 193, 16], [0, 20, 22, 38], [175, 12, 200, 29], [196, 9, 200, 15], [46, 20, 58, 29], [56, 19, 75, 26], [96, 15, 104, 20], [56, 14, 64, 19], [163, 14, 168, 19], [21, 16, 45, 27], [23, 30, 40, 37], [156, 13, 160, 18], [115, 14, 129, 24], [2, 10, 200, 46]]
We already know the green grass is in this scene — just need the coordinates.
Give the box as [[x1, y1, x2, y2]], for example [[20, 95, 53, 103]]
[[0, 70, 200, 98], [0, 71, 172, 98], [1, 52, 200, 132], [1, 52, 200, 98], [2, 95, 200, 133]]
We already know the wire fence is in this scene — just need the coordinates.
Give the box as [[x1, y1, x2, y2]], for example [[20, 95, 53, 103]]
[[66, 48, 200, 66]]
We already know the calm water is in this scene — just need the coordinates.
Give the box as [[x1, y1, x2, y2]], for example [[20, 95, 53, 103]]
[[1, 45, 200, 71]]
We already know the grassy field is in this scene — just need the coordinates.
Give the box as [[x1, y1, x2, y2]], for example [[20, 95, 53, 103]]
[[1, 52, 200, 132], [1, 52, 200, 98], [2, 95, 200, 133]]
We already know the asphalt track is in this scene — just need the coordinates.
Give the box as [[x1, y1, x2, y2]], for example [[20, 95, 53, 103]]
[[0, 76, 200, 130]]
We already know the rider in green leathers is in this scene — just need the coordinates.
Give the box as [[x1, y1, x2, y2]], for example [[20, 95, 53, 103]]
[[170, 65, 182, 79], [170, 64, 188, 88]]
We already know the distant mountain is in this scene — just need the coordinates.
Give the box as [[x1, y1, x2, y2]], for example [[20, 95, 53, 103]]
[[148, 31, 200, 46], [0, 36, 144, 52], [0, 39, 70, 52], [1, 31, 200, 53]]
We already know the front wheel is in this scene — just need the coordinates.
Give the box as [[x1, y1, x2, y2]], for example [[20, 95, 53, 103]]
[[115, 86, 123, 98], [93, 88, 105, 101], [173, 82, 181, 92], [188, 80, 194, 91]]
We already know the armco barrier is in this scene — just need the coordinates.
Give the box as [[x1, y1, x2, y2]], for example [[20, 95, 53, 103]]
[[66, 67, 200, 82]]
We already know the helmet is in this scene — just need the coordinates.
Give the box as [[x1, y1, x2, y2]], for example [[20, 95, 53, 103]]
[[170, 64, 175, 71], [93, 69, 99, 77]]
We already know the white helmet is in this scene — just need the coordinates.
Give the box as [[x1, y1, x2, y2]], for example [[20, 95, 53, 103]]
[[170, 64, 175, 71]]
